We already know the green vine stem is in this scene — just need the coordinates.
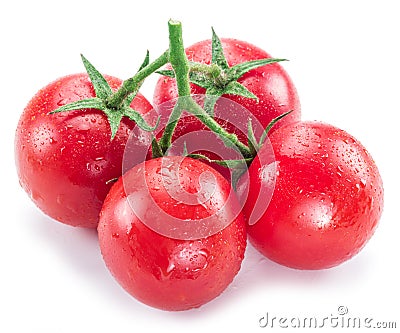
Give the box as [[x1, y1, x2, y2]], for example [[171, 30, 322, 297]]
[[159, 20, 251, 158], [106, 50, 170, 109]]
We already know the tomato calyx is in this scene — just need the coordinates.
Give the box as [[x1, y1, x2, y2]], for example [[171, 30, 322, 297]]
[[51, 53, 164, 139], [50, 20, 291, 185], [157, 28, 287, 116], [151, 20, 293, 187], [154, 21, 253, 159]]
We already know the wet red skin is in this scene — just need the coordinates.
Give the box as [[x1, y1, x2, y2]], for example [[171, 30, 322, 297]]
[[98, 156, 246, 311], [154, 38, 300, 138], [15, 73, 153, 228], [241, 121, 384, 269]]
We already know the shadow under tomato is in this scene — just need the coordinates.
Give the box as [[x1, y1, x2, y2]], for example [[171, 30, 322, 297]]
[[21, 205, 373, 318], [20, 206, 151, 312]]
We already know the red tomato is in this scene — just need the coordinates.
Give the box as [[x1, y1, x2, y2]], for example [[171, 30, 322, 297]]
[[15, 73, 153, 228], [98, 156, 246, 311], [153, 38, 300, 140], [240, 121, 383, 269]]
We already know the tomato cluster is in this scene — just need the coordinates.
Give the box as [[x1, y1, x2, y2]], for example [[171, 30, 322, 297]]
[[15, 21, 383, 311]]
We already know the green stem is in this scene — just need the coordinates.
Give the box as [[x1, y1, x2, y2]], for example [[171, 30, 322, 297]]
[[159, 20, 191, 151], [107, 50, 169, 108], [159, 20, 251, 157], [186, 99, 251, 156], [168, 20, 191, 97]]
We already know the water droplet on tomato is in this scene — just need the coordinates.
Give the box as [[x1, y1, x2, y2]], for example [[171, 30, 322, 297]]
[[199, 248, 209, 259], [77, 123, 90, 132], [166, 261, 175, 274]]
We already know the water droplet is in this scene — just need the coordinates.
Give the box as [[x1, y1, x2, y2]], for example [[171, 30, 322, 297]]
[[112, 233, 119, 239], [166, 261, 175, 274], [199, 249, 209, 258], [77, 123, 90, 132]]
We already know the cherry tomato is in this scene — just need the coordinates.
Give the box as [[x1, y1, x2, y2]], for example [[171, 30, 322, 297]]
[[98, 156, 246, 311], [153, 38, 300, 139], [15, 73, 153, 228], [240, 121, 383, 269]]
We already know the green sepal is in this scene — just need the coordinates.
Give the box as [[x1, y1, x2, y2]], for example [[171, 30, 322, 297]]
[[211, 27, 229, 70], [139, 50, 150, 71], [258, 110, 293, 147], [80, 55, 112, 99], [156, 69, 212, 91], [122, 107, 160, 132], [151, 136, 163, 158], [223, 81, 257, 99], [211, 157, 253, 169], [228, 58, 287, 81], [247, 118, 258, 156], [50, 98, 105, 114], [102, 108, 124, 139], [189, 72, 212, 89], [124, 51, 151, 107], [188, 153, 252, 169]]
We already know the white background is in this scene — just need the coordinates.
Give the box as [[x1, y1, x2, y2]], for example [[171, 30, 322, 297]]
[[1, 0, 399, 332]]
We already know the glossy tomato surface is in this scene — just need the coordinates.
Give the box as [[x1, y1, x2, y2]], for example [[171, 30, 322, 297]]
[[241, 121, 384, 269], [98, 156, 246, 311], [15, 73, 153, 228], [154, 38, 300, 140]]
